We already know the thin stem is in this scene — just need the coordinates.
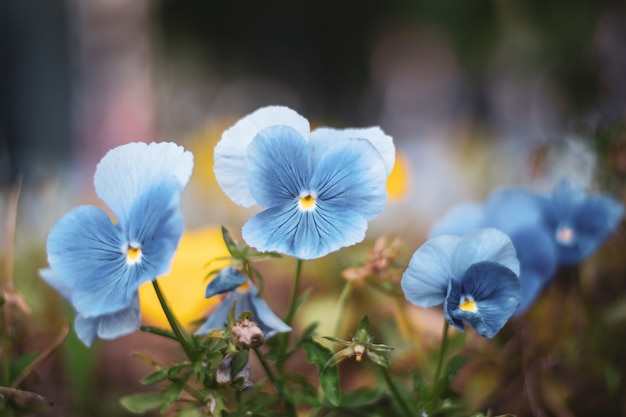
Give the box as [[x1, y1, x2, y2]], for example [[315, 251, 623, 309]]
[[433, 320, 450, 387], [333, 280, 353, 338], [380, 366, 414, 417], [152, 280, 196, 361], [253, 348, 297, 417], [393, 296, 426, 371], [284, 259, 304, 326], [3, 176, 21, 289]]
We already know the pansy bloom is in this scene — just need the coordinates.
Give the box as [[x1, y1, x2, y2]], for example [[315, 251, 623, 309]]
[[429, 187, 558, 315], [534, 179, 623, 265], [41, 142, 193, 345], [214, 106, 395, 260], [401, 228, 521, 338], [196, 267, 291, 339]]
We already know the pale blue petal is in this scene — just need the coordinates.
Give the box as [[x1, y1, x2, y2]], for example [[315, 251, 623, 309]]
[[247, 284, 292, 338], [401, 235, 459, 307], [214, 106, 310, 207], [39, 268, 72, 301], [46, 205, 130, 316], [509, 226, 557, 314], [310, 126, 395, 175], [483, 187, 543, 234], [195, 283, 291, 339], [450, 228, 520, 279], [74, 315, 98, 347], [246, 126, 312, 208], [205, 267, 247, 298], [194, 292, 235, 335], [74, 297, 140, 347], [95, 296, 141, 340], [445, 261, 520, 338], [310, 138, 387, 220], [428, 202, 484, 238], [125, 179, 185, 280], [242, 201, 368, 260], [94, 142, 193, 225]]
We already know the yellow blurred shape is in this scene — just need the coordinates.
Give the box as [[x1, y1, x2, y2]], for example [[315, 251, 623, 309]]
[[386, 152, 410, 200], [139, 227, 231, 330]]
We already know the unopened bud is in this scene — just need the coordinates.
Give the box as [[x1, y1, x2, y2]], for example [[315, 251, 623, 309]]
[[232, 318, 265, 348]]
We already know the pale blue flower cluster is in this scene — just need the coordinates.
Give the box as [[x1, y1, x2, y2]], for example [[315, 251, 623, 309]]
[[41, 142, 194, 346], [428, 179, 623, 314], [214, 106, 395, 260]]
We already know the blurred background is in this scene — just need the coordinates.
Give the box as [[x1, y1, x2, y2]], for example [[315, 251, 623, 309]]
[[1, 0, 626, 416]]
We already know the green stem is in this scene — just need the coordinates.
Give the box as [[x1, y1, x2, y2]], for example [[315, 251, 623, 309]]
[[284, 259, 304, 326], [433, 320, 450, 388], [151, 280, 197, 361], [333, 280, 353, 338], [253, 348, 297, 417], [380, 366, 414, 417]]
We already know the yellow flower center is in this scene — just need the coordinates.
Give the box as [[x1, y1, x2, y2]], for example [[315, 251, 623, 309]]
[[298, 194, 316, 211], [126, 245, 142, 265], [556, 226, 575, 245], [459, 296, 477, 312]]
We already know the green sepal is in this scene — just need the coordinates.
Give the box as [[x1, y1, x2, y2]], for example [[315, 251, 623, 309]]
[[366, 350, 391, 368]]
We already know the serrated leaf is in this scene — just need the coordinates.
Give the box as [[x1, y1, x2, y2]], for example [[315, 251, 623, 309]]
[[120, 392, 164, 413], [301, 338, 341, 406], [160, 382, 184, 413]]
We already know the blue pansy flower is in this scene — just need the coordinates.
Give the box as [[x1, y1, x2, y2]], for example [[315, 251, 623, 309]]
[[196, 267, 291, 339], [214, 106, 395, 260], [42, 142, 193, 345], [401, 228, 521, 338], [429, 187, 558, 315], [535, 179, 623, 265]]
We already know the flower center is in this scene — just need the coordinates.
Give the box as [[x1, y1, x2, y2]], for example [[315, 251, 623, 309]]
[[298, 194, 316, 211], [459, 295, 477, 312], [555, 225, 575, 245], [126, 244, 142, 265]]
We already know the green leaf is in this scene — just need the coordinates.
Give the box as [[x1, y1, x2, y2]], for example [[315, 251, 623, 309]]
[[120, 392, 164, 413], [161, 382, 184, 413], [231, 349, 249, 376], [176, 406, 203, 417], [443, 354, 467, 382], [301, 338, 341, 406], [141, 368, 169, 385], [339, 386, 386, 407]]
